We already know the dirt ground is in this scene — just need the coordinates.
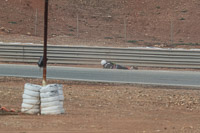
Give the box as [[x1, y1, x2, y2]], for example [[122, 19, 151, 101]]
[[0, 77, 200, 133], [1, 1, 200, 132], [1, 0, 200, 49]]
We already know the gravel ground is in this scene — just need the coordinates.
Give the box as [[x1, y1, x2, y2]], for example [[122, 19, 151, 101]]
[[0, 77, 200, 133]]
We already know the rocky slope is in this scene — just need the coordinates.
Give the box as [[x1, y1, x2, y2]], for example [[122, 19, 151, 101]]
[[0, 0, 200, 48]]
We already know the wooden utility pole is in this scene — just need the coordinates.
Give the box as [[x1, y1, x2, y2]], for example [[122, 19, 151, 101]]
[[43, 0, 49, 86]]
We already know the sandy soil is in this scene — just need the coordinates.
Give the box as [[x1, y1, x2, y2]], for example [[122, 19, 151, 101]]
[[1, 1, 200, 132], [0, 77, 200, 133], [1, 0, 200, 49]]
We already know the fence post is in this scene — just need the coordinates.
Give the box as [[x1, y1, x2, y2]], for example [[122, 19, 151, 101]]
[[77, 14, 79, 37], [35, 8, 38, 36], [170, 20, 174, 45], [124, 17, 127, 42]]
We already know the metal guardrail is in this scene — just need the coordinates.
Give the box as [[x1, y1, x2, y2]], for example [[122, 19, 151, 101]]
[[0, 43, 200, 69]]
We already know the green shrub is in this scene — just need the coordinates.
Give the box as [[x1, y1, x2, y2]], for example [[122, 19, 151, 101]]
[[104, 37, 113, 39], [127, 40, 138, 44]]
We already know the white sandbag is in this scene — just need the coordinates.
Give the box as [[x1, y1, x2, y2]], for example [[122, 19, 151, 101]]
[[24, 89, 40, 97], [59, 95, 64, 101], [21, 108, 40, 114], [41, 96, 60, 103], [58, 90, 63, 95], [60, 101, 64, 107], [57, 84, 63, 93], [40, 90, 59, 98], [60, 108, 65, 114], [57, 84, 63, 90], [57, 84, 63, 88], [41, 109, 62, 115], [22, 94, 39, 99], [40, 84, 59, 93], [21, 103, 40, 109], [22, 83, 65, 115], [24, 83, 41, 92], [41, 105, 61, 112], [23, 99, 40, 105], [41, 101, 60, 108], [53, 84, 62, 90]]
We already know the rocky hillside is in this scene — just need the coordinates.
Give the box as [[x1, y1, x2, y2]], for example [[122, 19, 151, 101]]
[[0, 0, 200, 48]]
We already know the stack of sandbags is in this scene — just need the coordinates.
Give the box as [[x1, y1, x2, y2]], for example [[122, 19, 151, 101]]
[[40, 84, 65, 115], [57, 84, 65, 113], [21, 83, 41, 114]]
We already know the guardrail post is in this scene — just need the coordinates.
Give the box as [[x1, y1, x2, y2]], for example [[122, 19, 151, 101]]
[[23, 45, 24, 62]]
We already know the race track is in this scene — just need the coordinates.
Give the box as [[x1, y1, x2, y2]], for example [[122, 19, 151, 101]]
[[0, 64, 200, 87]]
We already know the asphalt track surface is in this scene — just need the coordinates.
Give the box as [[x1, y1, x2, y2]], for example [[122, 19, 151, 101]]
[[0, 64, 200, 87]]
